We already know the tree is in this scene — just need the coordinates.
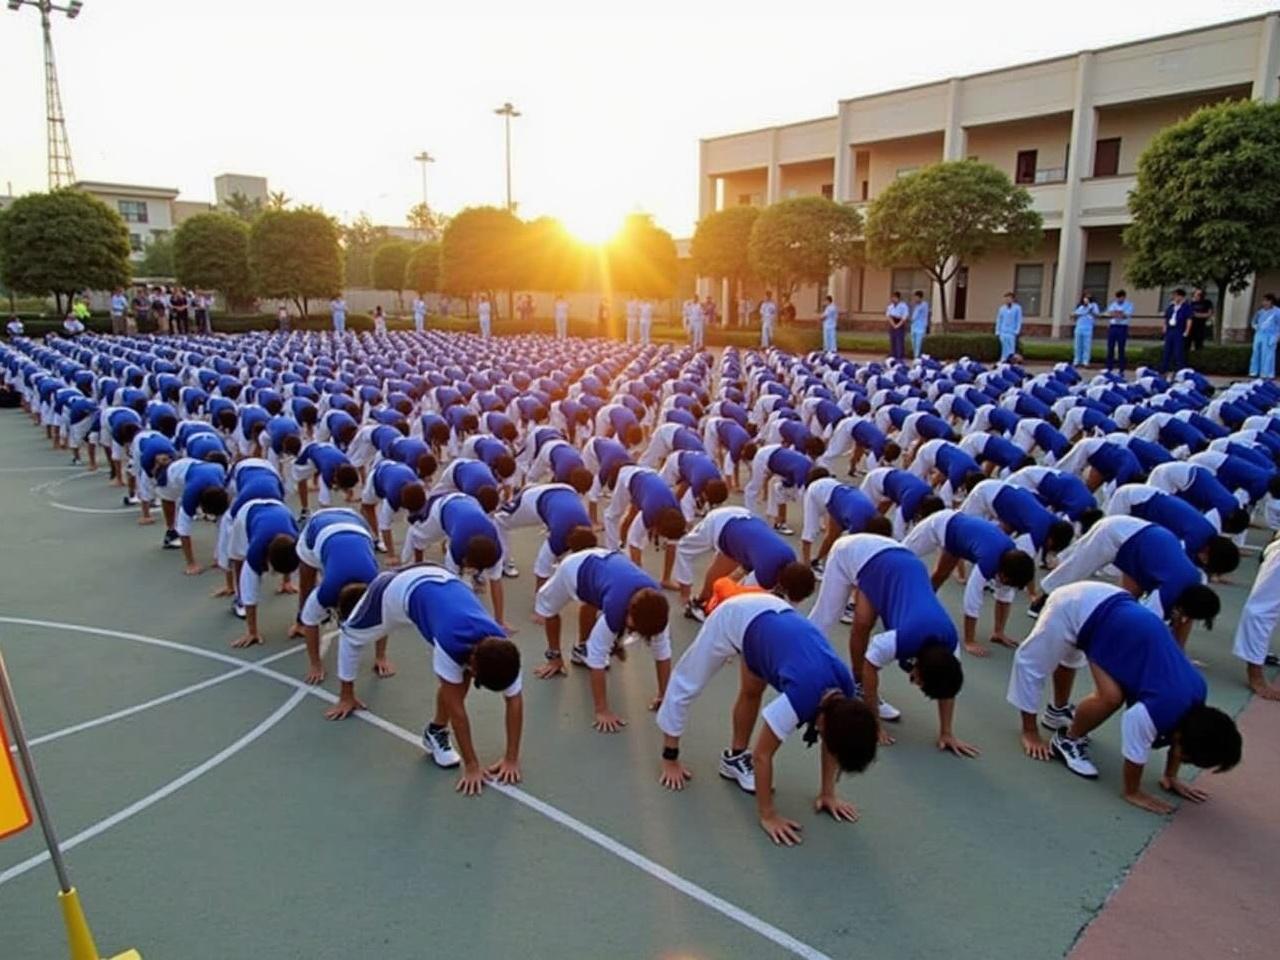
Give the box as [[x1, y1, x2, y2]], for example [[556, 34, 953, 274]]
[[407, 202, 448, 242], [221, 191, 263, 224], [0, 189, 131, 314], [371, 238, 414, 310], [607, 212, 678, 301], [248, 208, 343, 316], [865, 160, 1041, 331], [173, 212, 252, 307], [339, 213, 389, 287], [522, 217, 586, 295], [267, 191, 292, 211], [691, 205, 758, 324], [747, 196, 862, 303], [404, 241, 442, 296], [1124, 99, 1280, 342], [440, 206, 526, 318], [137, 232, 176, 278]]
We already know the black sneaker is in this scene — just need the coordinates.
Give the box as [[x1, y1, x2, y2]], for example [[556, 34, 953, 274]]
[[569, 643, 590, 667], [684, 600, 707, 623], [1027, 595, 1046, 620], [773, 521, 795, 536], [162, 529, 181, 549]]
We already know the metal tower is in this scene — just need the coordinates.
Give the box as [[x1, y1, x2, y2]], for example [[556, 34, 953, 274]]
[[8, 1, 84, 189]]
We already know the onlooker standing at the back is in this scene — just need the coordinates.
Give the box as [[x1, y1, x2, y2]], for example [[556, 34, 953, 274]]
[[1188, 287, 1214, 355], [1104, 289, 1133, 372], [1161, 288, 1193, 374], [885, 291, 909, 360], [109, 288, 128, 335], [909, 290, 930, 359], [995, 291, 1022, 362], [1249, 292, 1279, 380]]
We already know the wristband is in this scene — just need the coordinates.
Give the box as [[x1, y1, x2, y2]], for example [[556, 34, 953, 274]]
[[661, 746, 679, 761], [544, 648, 563, 661]]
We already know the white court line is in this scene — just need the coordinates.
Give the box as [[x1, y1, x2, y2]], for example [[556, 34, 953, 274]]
[[0, 466, 83, 474], [29, 470, 134, 513], [0, 688, 308, 886], [0, 618, 833, 960], [9, 644, 305, 751]]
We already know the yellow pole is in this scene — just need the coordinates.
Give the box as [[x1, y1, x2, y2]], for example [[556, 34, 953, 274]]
[[58, 888, 142, 960]]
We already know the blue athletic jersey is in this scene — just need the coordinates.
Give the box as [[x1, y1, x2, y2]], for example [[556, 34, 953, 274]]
[[536, 488, 591, 555], [827, 485, 877, 533], [575, 551, 659, 635], [179, 462, 227, 517], [718, 516, 795, 589], [138, 434, 177, 476], [1077, 593, 1206, 736], [1038, 471, 1095, 521], [385, 436, 430, 468], [315, 536, 378, 610], [404, 577, 506, 665], [452, 460, 497, 497], [106, 408, 142, 441], [299, 443, 350, 485], [935, 444, 982, 489], [992, 486, 1055, 549], [943, 513, 1015, 579], [883, 469, 931, 521], [1130, 491, 1216, 554], [742, 610, 857, 723], [767, 448, 812, 488], [858, 547, 959, 664], [671, 426, 704, 453], [548, 444, 585, 483], [591, 438, 632, 482], [980, 435, 1026, 470], [987, 407, 1019, 435], [1033, 422, 1070, 458], [675, 451, 721, 499], [231, 466, 285, 514], [715, 420, 752, 461], [373, 462, 418, 510], [1114, 524, 1202, 613], [1216, 455, 1273, 503], [628, 469, 680, 528], [1088, 444, 1141, 485], [1183, 467, 1242, 518], [441, 496, 498, 568], [916, 413, 955, 442], [266, 417, 300, 454], [243, 502, 297, 574]]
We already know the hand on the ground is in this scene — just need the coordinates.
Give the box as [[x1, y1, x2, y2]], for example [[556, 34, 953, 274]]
[[760, 814, 803, 847], [1124, 790, 1174, 815], [814, 795, 860, 823], [485, 758, 522, 785], [878, 727, 896, 746], [592, 711, 627, 733], [456, 765, 485, 796], [277, 581, 298, 595], [372, 657, 397, 678], [231, 632, 262, 649], [534, 658, 565, 679], [324, 694, 365, 720], [138, 515, 155, 526], [1160, 776, 1209, 803], [287, 622, 306, 639], [304, 662, 326, 685], [659, 759, 693, 790], [937, 733, 980, 758]]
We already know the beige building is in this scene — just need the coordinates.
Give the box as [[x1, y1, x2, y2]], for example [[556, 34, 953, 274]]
[[696, 12, 1280, 338], [214, 173, 269, 208], [73, 181, 180, 261]]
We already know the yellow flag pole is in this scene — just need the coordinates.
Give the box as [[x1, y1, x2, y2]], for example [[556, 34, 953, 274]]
[[0, 648, 142, 960]]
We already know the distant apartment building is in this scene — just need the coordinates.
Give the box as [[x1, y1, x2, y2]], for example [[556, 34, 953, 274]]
[[696, 12, 1280, 337], [214, 174, 269, 208]]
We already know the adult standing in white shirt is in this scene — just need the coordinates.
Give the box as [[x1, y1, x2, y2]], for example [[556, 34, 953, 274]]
[[554, 294, 570, 340], [885, 291, 909, 360], [624, 298, 638, 344], [329, 296, 347, 335], [412, 296, 427, 334], [759, 290, 777, 348], [478, 293, 492, 339], [821, 295, 839, 354], [689, 297, 706, 350], [109, 288, 128, 335], [638, 299, 653, 346]]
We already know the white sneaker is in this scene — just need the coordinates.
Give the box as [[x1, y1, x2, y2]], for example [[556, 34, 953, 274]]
[[1050, 732, 1098, 779], [718, 749, 756, 793], [422, 724, 462, 768], [839, 601, 855, 625], [232, 602, 247, 620], [503, 560, 519, 578], [811, 559, 825, 581], [877, 698, 901, 722], [1041, 703, 1075, 732], [772, 522, 795, 536]]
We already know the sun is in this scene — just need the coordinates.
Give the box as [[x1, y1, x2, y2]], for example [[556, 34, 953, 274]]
[[560, 207, 623, 246]]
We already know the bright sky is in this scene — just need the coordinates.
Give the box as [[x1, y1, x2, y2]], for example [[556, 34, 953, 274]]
[[1, 0, 1275, 240]]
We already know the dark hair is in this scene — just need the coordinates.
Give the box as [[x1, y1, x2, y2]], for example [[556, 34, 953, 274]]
[[333, 463, 360, 489], [1221, 507, 1250, 535], [997, 550, 1035, 589], [459, 412, 479, 434], [391, 420, 410, 437], [267, 533, 300, 574], [337, 582, 368, 620], [565, 525, 598, 553], [960, 469, 986, 494], [427, 421, 451, 447], [334, 422, 357, 447], [1201, 535, 1240, 576], [1268, 475, 1280, 499], [777, 561, 816, 602], [1262, 292, 1276, 307], [117, 421, 140, 445], [739, 441, 758, 462], [282, 434, 303, 457], [153, 413, 178, 438], [215, 409, 237, 432], [916, 642, 964, 700], [1045, 412, 1062, 429], [296, 405, 318, 427], [623, 424, 643, 448], [1176, 704, 1241, 772], [476, 485, 500, 514], [917, 494, 945, 520], [416, 452, 438, 480], [399, 482, 427, 515], [802, 436, 826, 458], [627, 588, 670, 637], [655, 507, 687, 541], [204, 450, 229, 467], [701, 478, 729, 506], [882, 441, 902, 464], [492, 453, 516, 479], [1046, 520, 1075, 554], [471, 637, 521, 692], [464, 534, 501, 572], [567, 466, 594, 495], [496, 421, 517, 442], [819, 695, 879, 773], [1078, 507, 1103, 533], [199, 486, 230, 517], [1174, 584, 1220, 627], [912, 290, 924, 299], [1115, 289, 1126, 297], [864, 515, 893, 537], [805, 466, 830, 486], [1173, 287, 1186, 297]]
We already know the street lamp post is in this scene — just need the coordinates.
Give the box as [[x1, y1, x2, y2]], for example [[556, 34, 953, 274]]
[[493, 101, 521, 212], [413, 150, 435, 209]]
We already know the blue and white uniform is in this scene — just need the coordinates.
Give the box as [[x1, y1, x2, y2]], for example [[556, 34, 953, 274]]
[[402, 492, 504, 580], [495, 483, 592, 579], [297, 509, 379, 627], [903, 509, 1020, 618]]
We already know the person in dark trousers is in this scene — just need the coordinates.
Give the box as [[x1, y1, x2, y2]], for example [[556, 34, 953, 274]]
[[1161, 288, 1193, 374], [1187, 287, 1214, 355], [1104, 290, 1134, 373]]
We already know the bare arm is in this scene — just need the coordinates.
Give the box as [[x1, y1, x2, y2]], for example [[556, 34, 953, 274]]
[[753, 725, 802, 846]]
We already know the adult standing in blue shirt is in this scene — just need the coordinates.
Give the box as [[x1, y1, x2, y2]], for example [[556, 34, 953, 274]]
[[821, 295, 839, 354], [885, 291, 909, 361], [109, 288, 128, 335], [995, 291, 1023, 362], [1072, 292, 1099, 367], [1249, 292, 1279, 379], [1104, 289, 1134, 372], [1161, 288, 1193, 374], [329, 296, 347, 335], [909, 290, 930, 359]]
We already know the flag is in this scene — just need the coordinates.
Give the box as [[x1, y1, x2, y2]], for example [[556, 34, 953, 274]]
[[0, 711, 32, 839]]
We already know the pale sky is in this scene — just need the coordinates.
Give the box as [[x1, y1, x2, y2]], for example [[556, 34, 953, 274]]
[[1, 0, 1275, 240]]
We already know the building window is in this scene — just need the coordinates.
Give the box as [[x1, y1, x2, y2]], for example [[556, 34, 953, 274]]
[[890, 268, 932, 301], [859, 180, 869, 201], [1159, 281, 1219, 310], [1015, 150, 1037, 185], [821, 183, 834, 200], [737, 193, 752, 206], [118, 200, 148, 223], [128, 233, 144, 252], [1082, 262, 1111, 304], [1013, 263, 1045, 316], [1093, 138, 1121, 177]]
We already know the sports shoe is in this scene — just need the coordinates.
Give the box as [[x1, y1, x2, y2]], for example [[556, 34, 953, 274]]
[[296, 509, 310, 524], [232, 601, 247, 620], [569, 643, 590, 666], [773, 521, 795, 536], [1041, 702, 1075, 732], [811, 558, 825, 580], [1027, 595, 1046, 620], [1050, 732, 1098, 779], [878, 698, 901, 722], [374, 541, 388, 554], [718, 749, 756, 793], [684, 600, 707, 623], [162, 529, 181, 550], [839, 601, 855, 625], [502, 560, 519, 578], [123, 494, 139, 507], [422, 723, 462, 768]]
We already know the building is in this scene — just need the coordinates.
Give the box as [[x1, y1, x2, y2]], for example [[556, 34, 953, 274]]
[[73, 181, 179, 260], [214, 174, 268, 208], [697, 12, 1280, 338]]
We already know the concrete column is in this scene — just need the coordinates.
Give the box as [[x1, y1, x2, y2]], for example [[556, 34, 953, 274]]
[[1050, 52, 1097, 337], [833, 104, 853, 202], [1253, 12, 1280, 102], [943, 78, 967, 161], [1223, 281, 1256, 342], [722, 277, 732, 324], [697, 140, 714, 220], [766, 129, 781, 204]]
